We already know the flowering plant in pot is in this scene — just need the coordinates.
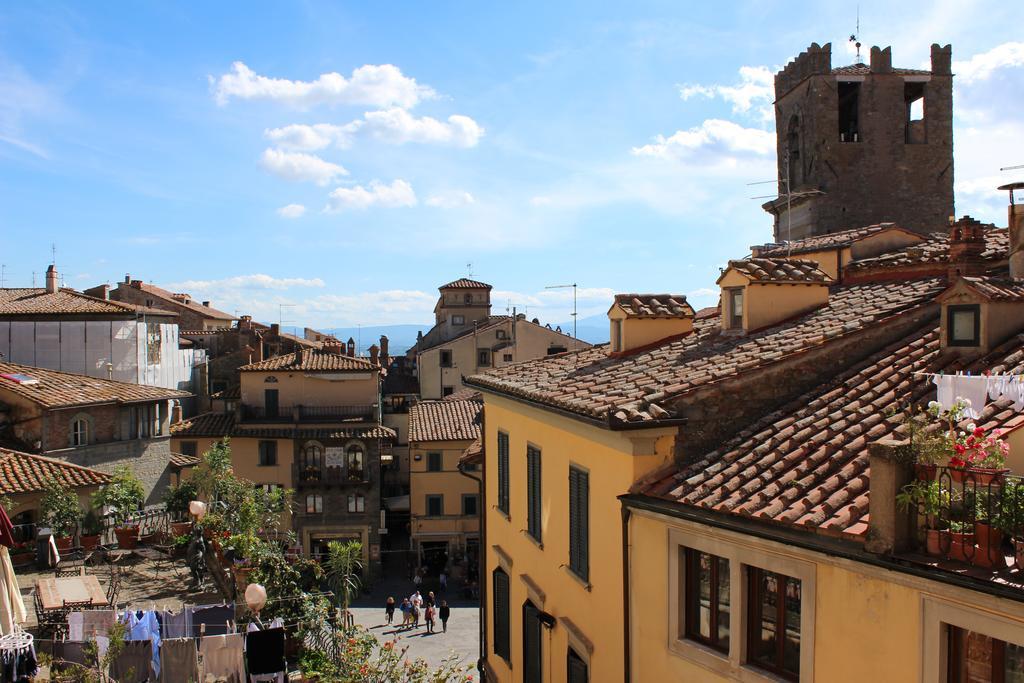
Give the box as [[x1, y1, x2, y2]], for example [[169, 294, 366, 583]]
[[79, 508, 104, 550], [92, 467, 144, 549], [896, 479, 952, 555], [928, 399, 1010, 484], [997, 480, 1024, 569], [903, 406, 951, 481], [40, 477, 82, 550], [162, 480, 199, 535]]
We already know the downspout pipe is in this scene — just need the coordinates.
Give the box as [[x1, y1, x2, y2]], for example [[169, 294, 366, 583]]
[[621, 503, 632, 683], [457, 437, 486, 676]]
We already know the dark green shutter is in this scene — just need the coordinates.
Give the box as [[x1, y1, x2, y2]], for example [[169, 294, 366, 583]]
[[493, 569, 510, 660], [498, 432, 509, 514], [568, 648, 589, 683], [527, 446, 541, 542], [569, 467, 589, 580]]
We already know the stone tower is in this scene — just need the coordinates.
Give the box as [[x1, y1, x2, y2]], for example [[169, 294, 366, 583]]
[[762, 42, 954, 241]]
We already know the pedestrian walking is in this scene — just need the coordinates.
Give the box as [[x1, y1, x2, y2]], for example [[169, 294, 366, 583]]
[[385, 596, 396, 625], [426, 591, 436, 608], [400, 598, 411, 628], [412, 603, 420, 628], [412, 590, 423, 610], [425, 604, 436, 633], [439, 571, 447, 592], [439, 601, 450, 633]]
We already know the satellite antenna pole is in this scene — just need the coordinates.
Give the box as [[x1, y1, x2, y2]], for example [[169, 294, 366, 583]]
[[545, 283, 578, 350], [0, 265, 5, 288], [849, 6, 862, 63]]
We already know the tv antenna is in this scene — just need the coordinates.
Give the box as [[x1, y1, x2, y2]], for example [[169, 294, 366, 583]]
[[849, 6, 862, 63], [545, 283, 578, 350], [466, 262, 474, 278], [278, 303, 295, 331], [1001, 164, 1024, 171], [0, 265, 5, 288]]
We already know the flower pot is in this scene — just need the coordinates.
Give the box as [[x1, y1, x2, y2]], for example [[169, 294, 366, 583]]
[[54, 536, 74, 551], [925, 528, 943, 555], [915, 463, 938, 481], [80, 534, 102, 551], [114, 525, 139, 550], [944, 531, 975, 563], [973, 522, 1005, 568], [11, 552, 32, 568], [1015, 538, 1024, 570], [170, 521, 193, 537], [948, 467, 1009, 486]]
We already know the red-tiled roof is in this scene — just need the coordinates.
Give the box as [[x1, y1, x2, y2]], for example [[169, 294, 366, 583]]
[[725, 258, 833, 284], [0, 361, 189, 409], [613, 294, 694, 318], [210, 386, 241, 400], [409, 398, 483, 442], [126, 281, 235, 320], [239, 349, 376, 372], [439, 279, 492, 290], [461, 439, 483, 466], [170, 412, 235, 437], [959, 276, 1024, 302], [467, 279, 945, 424], [0, 288, 173, 317], [0, 448, 111, 495], [754, 223, 912, 257], [845, 228, 1008, 273], [636, 328, 1024, 540], [169, 452, 201, 469], [169, 412, 395, 441]]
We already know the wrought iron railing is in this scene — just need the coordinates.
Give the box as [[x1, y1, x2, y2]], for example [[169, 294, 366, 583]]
[[900, 465, 1024, 571], [292, 464, 369, 488]]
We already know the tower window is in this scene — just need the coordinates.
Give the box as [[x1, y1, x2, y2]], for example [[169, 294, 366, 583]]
[[905, 82, 926, 144], [838, 82, 861, 142]]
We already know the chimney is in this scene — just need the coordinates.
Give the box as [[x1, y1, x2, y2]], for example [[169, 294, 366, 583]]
[[124, 274, 131, 284], [323, 337, 343, 355], [271, 323, 280, 336], [947, 215, 987, 279], [171, 400, 184, 425], [347, 337, 356, 357], [1000, 183, 1024, 279], [369, 344, 379, 366], [379, 335, 390, 366], [98, 284, 110, 300], [256, 332, 265, 362], [202, 300, 211, 308], [130, 279, 143, 289], [45, 265, 58, 294]]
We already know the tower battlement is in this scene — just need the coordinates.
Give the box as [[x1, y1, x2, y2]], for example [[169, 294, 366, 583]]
[[775, 42, 832, 98]]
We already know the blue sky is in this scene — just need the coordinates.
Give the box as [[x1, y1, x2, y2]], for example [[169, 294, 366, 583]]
[[2, 1, 1023, 330]]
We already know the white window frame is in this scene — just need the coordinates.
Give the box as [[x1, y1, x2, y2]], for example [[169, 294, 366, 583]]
[[347, 494, 365, 513], [305, 494, 323, 514], [667, 525, 816, 683], [922, 596, 1024, 682], [71, 416, 90, 447]]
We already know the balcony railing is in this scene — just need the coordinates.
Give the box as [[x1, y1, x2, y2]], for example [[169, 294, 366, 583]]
[[900, 465, 1024, 572], [240, 404, 377, 423], [293, 464, 370, 488]]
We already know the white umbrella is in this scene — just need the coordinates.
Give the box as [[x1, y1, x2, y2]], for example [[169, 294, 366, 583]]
[[0, 546, 27, 636]]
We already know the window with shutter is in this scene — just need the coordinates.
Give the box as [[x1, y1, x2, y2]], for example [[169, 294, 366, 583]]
[[568, 648, 589, 683], [569, 466, 589, 581], [497, 432, 510, 515], [523, 601, 543, 682], [527, 446, 542, 542], [493, 569, 511, 661]]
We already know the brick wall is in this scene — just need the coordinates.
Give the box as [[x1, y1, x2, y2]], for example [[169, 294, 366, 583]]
[[49, 437, 174, 505]]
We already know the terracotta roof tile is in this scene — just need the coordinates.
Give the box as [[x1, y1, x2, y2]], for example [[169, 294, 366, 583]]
[[755, 223, 907, 257], [409, 398, 483, 442], [0, 288, 173, 317], [726, 258, 833, 284], [960, 276, 1024, 301], [439, 279, 492, 290], [467, 279, 943, 423], [170, 412, 395, 441], [846, 227, 1008, 273], [0, 361, 189, 409], [170, 412, 235, 437], [127, 281, 235, 320], [613, 294, 694, 318], [239, 349, 376, 372], [169, 452, 201, 468], [460, 439, 483, 466], [0, 448, 111, 495], [832, 64, 931, 76], [637, 326, 1024, 540]]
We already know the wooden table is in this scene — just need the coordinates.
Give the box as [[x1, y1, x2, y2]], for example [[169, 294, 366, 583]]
[[36, 575, 108, 610]]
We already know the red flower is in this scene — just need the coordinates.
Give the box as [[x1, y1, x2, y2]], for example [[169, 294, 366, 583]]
[[973, 427, 985, 438]]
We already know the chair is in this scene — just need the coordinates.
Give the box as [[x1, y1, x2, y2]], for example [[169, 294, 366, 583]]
[[54, 548, 86, 578], [33, 591, 67, 639], [105, 564, 122, 606]]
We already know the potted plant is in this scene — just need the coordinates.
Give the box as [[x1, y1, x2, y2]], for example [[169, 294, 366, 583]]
[[902, 407, 949, 481], [928, 400, 1010, 484], [163, 480, 199, 536], [10, 541, 33, 567], [40, 477, 82, 551], [945, 520, 976, 563], [172, 534, 191, 558], [968, 488, 1005, 568], [897, 479, 951, 555], [79, 508, 104, 550], [92, 467, 145, 550], [997, 480, 1024, 569]]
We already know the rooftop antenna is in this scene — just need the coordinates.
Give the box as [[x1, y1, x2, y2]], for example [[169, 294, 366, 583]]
[[278, 303, 295, 331], [1001, 164, 1024, 171], [466, 262, 474, 278], [0, 265, 6, 288], [545, 283, 578, 350], [849, 6, 862, 63], [51, 243, 56, 266]]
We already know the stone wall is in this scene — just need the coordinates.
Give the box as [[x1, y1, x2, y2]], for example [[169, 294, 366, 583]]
[[49, 437, 174, 505]]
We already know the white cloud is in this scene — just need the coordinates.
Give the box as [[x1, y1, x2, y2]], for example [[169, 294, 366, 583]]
[[953, 42, 1024, 84], [212, 62, 436, 109], [263, 109, 484, 150], [165, 274, 326, 291], [687, 287, 719, 300], [679, 66, 775, 121], [325, 179, 417, 211], [264, 123, 361, 151], [0, 60, 58, 159], [426, 190, 475, 208], [276, 203, 306, 219], [260, 148, 348, 185], [361, 108, 484, 147], [632, 119, 775, 161]]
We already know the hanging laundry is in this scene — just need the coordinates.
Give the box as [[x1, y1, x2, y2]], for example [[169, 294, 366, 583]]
[[125, 610, 162, 678], [68, 609, 116, 640], [198, 632, 245, 683], [932, 374, 989, 418], [160, 638, 200, 683], [161, 606, 195, 638], [192, 604, 235, 636], [245, 627, 286, 680], [0, 641, 36, 682], [109, 640, 154, 683]]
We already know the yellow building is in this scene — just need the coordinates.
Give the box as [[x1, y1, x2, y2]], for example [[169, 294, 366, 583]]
[[408, 395, 484, 578], [467, 213, 1024, 682], [171, 346, 396, 572], [412, 278, 589, 399]]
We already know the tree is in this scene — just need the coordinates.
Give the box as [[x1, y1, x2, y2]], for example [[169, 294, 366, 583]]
[[41, 477, 82, 539], [325, 540, 363, 615]]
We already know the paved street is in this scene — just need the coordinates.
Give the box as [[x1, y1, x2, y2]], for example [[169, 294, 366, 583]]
[[350, 565, 480, 673]]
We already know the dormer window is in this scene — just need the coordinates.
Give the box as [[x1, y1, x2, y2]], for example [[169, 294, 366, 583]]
[[611, 319, 623, 352], [727, 289, 744, 330], [947, 304, 980, 347]]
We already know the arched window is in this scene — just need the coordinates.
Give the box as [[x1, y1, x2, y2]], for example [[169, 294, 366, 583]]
[[302, 441, 324, 471], [346, 443, 365, 481], [264, 376, 278, 384], [71, 417, 89, 447]]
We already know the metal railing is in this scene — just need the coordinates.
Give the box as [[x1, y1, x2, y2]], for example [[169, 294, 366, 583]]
[[901, 465, 1024, 571], [293, 464, 369, 488], [240, 404, 377, 423]]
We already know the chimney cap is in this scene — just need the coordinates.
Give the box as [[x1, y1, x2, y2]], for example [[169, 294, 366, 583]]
[[998, 182, 1024, 192]]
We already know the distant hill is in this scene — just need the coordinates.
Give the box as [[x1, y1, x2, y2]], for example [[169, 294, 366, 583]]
[[556, 314, 609, 345], [314, 324, 430, 356]]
